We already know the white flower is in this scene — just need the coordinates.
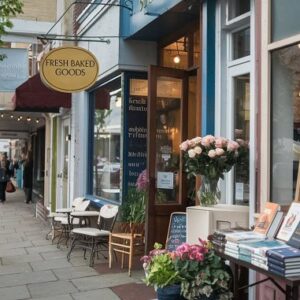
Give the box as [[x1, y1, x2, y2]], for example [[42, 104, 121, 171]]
[[208, 150, 216, 158], [188, 149, 196, 158], [215, 148, 224, 156], [191, 137, 202, 144], [194, 146, 202, 154]]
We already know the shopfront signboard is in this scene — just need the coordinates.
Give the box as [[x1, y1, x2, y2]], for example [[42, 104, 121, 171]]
[[40, 46, 99, 93], [166, 212, 186, 251]]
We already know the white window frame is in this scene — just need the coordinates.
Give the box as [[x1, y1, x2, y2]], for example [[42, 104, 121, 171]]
[[215, 0, 255, 216]]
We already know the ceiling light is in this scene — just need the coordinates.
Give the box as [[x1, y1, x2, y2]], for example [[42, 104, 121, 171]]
[[19, 116, 23, 120], [10, 115, 14, 119], [173, 55, 181, 64], [0, 113, 3, 118], [17, 117, 21, 121], [35, 118, 40, 123], [26, 116, 31, 122]]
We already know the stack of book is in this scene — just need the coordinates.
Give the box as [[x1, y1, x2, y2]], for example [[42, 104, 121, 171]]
[[267, 246, 300, 277]]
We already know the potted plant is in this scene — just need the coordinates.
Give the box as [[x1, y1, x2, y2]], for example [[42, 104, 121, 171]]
[[142, 240, 233, 300]]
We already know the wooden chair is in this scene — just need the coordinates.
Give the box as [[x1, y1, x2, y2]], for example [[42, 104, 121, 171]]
[[67, 204, 119, 267], [109, 222, 145, 276]]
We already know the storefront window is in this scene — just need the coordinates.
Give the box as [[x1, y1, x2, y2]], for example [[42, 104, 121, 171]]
[[271, 44, 300, 204], [228, 0, 250, 20], [234, 75, 250, 205], [92, 79, 121, 202], [271, 0, 300, 42], [232, 27, 250, 60]]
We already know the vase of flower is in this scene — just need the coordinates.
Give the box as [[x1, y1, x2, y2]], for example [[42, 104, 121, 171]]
[[198, 176, 220, 206]]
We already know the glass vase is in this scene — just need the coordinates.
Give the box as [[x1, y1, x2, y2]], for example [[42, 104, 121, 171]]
[[197, 176, 220, 206]]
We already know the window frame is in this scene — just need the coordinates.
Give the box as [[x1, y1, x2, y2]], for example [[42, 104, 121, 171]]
[[215, 0, 255, 211]]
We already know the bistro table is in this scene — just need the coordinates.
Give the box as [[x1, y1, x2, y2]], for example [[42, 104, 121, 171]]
[[70, 211, 99, 227], [216, 251, 300, 300]]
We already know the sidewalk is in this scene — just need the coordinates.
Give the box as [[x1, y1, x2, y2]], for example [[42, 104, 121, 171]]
[[0, 189, 156, 300]]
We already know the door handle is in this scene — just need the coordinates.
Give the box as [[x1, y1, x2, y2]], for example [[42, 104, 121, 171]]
[[57, 173, 62, 178]]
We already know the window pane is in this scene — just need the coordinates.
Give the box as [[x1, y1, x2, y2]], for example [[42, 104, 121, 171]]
[[271, 45, 300, 204], [93, 80, 121, 202], [232, 27, 250, 60], [272, 0, 300, 42], [155, 77, 182, 204], [228, 0, 250, 20], [234, 74, 250, 205]]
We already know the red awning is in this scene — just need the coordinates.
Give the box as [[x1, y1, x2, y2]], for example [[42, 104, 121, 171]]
[[12, 73, 71, 112]]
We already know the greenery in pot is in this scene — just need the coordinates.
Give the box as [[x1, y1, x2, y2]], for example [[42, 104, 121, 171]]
[[142, 240, 233, 300]]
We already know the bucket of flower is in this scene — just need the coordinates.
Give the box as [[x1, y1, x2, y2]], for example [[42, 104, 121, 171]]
[[141, 239, 233, 300]]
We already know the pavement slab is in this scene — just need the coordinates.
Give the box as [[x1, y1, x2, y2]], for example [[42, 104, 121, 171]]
[[0, 285, 30, 300]]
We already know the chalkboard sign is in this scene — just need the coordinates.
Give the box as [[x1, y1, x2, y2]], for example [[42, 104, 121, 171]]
[[165, 212, 186, 251]]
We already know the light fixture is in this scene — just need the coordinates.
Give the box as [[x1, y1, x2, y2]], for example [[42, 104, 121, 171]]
[[0, 113, 3, 118], [10, 115, 14, 119], [298, 44, 300, 49], [26, 116, 31, 122], [19, 116, 23, 120], [173, 41, 181, 64], [35, 118, 40, 123], [17, 117, 21, 121]]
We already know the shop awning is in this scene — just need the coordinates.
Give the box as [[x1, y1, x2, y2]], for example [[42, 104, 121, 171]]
[[12, 73, 71, 112]]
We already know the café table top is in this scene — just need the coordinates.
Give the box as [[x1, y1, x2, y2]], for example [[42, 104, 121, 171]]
[[71, 211, 99, 217], [56, 208, 73, 213]]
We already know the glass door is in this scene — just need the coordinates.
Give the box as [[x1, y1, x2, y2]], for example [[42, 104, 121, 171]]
[[147, 66, 189, 250]]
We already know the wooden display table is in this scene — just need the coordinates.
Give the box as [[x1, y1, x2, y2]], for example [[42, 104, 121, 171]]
[[216, 251, 300, 300]]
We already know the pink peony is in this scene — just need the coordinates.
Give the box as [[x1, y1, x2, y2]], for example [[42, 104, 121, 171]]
[[215, 137, 227, 148], [179, 140, 189, 151], [227, 141, 239, 152], [208, 150, 216, 158]]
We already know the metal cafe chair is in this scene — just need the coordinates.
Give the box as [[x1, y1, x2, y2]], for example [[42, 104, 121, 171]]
[[53, 199, 91, 248], [67, 204, 119, 267], [46, 197, 86, 242]]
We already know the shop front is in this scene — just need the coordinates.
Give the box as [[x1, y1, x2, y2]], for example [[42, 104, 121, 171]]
[[258, 0, 300, 298], [82, 0, 202, 250]]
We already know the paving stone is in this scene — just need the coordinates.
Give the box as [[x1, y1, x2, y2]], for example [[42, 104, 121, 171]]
[[28, 280, 78, 298], [32, 295, 73, 300], [53, 266, 99, 280], [72, 288, 121, 300], [0, 247, 26, 257], [26, 245, 63, 254], [0, 240, 33, 250], [0, 285, 30, 300], [71, 273, 136, 291], [0, 270, 56, 288], [1, 253, 44, 265], [31, 239, 53, 247], [30, 258, 72, 271], [0, 263, 32, 275]]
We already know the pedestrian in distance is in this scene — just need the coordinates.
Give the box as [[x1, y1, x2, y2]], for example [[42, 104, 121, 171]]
[[0, 154, 9, 203], [23, 151, 33, 204]]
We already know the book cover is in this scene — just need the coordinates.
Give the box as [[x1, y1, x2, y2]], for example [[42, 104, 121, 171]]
[[267, 211, 284, 239], [268, 258, 300, 269], [225, 231, 266, 243], [239, 239, 285, 256], [269, 263, 300, 275], [267, 246, 300, 261], [287, 221, 300, 249], [268, 268, 299, 277], [251, 259, 268, 270], [277, 202, 300, 241], [254, 202, 280, 235]]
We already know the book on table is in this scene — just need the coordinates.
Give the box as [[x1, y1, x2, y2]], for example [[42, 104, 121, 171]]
[[267, 246, 300, 262], [269, 266, 300, 277], [254, 202, 281, 235], [268, 257, 300, 269], [277, 202, 300, 242], [266, 211, 284, 239], [287, 220, 300, 249], [225, 231, 266, 243]]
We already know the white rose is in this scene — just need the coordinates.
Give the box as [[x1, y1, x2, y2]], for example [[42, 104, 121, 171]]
[[194, 146, 202, 154], [192, 137, 202, 144], [215, 148, 224, 156], [188, 149, 196, 158], [208, 150, 216, 158]]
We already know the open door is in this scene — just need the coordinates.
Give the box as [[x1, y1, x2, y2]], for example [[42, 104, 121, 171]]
[[146, 65, 189, 250]]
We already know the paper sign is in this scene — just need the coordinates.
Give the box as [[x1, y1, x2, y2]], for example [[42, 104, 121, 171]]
[[157, 172, 174, 189]]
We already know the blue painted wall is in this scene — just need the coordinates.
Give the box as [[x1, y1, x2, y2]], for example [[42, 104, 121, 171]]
[[202, 0, 216, 136]]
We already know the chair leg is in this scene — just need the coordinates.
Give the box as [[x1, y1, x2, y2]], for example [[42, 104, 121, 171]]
[[89, 237, 96, 267], [67, 235, 76, 261], [109, 234, 112, 269], [128, 238, 133, 277]]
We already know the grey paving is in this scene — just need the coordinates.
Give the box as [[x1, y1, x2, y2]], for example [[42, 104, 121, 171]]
[[0, 189, 144, 300]]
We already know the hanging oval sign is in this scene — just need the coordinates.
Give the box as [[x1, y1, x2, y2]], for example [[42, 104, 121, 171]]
[[40, 46, 99, 93]]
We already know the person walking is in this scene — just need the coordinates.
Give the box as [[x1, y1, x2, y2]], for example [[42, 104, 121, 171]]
[[0, 154, 9, 203], [23, 151, 33, 204]]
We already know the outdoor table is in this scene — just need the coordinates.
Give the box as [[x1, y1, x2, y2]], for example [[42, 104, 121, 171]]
[[216, 251, 300, 300], [71, 211, 99, 226], [56, 208, 73, 213]]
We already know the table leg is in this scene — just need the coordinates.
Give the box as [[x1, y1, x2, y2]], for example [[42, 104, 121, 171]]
[[286, 285, 299, 300]]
